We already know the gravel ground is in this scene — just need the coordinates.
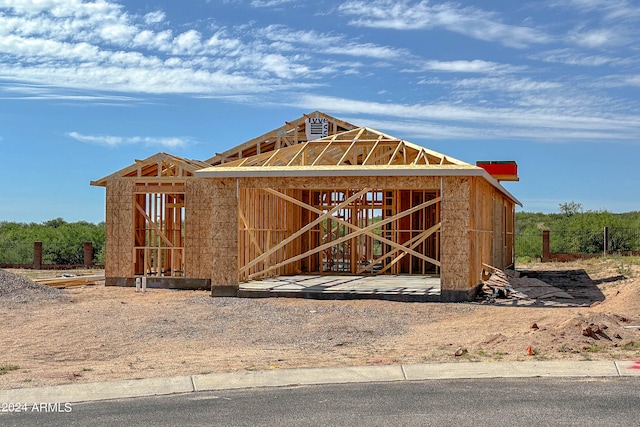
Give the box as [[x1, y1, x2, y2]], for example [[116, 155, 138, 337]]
[[0, 269, 66, 304], [1, 260, 639, 391]]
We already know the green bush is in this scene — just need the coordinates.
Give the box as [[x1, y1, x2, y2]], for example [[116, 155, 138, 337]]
[[0, 218, 105, 265]]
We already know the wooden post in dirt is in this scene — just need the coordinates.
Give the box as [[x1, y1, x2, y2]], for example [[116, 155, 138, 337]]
[[603, 226, 609, 256], [33, 242, 43, 269], [84, 242, 93, 268], [541, 230, 550, 262]]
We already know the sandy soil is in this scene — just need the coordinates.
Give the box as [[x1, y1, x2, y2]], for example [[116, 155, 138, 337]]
[[1, 258, 639, 390]]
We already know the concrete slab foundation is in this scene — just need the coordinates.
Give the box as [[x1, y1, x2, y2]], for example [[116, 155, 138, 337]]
[[238, 275, 442, 302], [106, 277, 210, 291]]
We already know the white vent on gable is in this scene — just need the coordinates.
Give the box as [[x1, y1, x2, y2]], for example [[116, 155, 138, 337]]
[[305, 117, 329, 141]]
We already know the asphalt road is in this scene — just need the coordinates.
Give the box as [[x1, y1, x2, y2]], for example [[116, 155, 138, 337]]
[[2, 377, 638, 426]]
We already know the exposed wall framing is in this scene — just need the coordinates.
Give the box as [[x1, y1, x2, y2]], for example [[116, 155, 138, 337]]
[[94, 153, 209, 283], [238, 186, 441, 281], [133, 189, 185, 277]]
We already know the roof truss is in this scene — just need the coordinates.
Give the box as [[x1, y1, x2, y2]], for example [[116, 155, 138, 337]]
[[205, 111, 357, 165], [218, 127, 469, 168], [91, 152, 211, 186]]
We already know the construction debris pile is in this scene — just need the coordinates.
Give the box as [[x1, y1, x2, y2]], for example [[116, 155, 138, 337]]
[[480, 264, 577, 306], [0, 269, 66, 304]]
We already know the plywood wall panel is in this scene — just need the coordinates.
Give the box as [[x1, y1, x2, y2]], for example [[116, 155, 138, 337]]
[[105, 179, 134, 278], [440, 177, 471, 290]]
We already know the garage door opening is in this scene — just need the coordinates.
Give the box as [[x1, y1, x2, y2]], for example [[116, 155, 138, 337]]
[[238, 187, 441, 282]]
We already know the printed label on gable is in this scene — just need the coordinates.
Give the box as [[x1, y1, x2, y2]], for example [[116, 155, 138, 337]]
[[305, 117, 329, 140]]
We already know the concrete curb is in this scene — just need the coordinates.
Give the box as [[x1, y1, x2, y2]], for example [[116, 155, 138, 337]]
[[1, 360, 638, 405]]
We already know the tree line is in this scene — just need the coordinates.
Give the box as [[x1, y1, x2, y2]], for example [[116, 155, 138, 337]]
[[0, 218, 105, 265], [516, 203, 640, 256], [2, 205, 640, 265]]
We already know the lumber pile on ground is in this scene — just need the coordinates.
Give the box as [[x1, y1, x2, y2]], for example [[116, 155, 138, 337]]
[[32, 274, 105, 288], [482, 263, 574, 301]]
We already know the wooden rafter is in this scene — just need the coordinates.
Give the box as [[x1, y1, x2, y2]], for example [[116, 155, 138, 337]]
[[387, 141, 405, 165], [286, 141, 311, 166], [200, 127, 470, 173], [310, 140, 334, 166], [206, 111, 357, 165], [91, 152, 210, 187], [337, 139, 358, 165]]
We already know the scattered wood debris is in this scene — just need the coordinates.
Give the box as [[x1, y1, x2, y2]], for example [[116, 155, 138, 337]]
[[32, 274, 105, 288], [481, 263, 575, 304]]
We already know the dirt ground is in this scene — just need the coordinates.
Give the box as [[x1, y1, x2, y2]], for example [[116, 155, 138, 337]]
[[1, 258, 639, 390]]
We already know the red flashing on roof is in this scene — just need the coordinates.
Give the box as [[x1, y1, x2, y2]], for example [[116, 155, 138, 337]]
[[476, 161, 519, 182]]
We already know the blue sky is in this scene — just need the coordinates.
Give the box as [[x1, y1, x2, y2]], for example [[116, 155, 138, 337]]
[[1, 0, 639, 224]]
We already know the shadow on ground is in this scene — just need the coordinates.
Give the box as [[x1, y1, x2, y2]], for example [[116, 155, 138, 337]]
[[516, 269, 620, 306]]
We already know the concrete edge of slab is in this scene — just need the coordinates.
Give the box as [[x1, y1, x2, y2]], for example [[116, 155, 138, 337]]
[[1, 361, 638, 405]]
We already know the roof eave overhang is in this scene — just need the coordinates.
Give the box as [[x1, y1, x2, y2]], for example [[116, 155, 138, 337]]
[[194, 166, 522, 206]]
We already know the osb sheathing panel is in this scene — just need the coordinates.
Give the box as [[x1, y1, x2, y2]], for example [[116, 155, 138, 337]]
[[469, 177, 495, 285], [185, 179, 238, 285], [507, 199, 515, 265], [501, 191, 515, 268], [105, 180, 134, 278], [467, 178, 517, 284], [440, 177, 471, 291], [492, 189, 504, 268]]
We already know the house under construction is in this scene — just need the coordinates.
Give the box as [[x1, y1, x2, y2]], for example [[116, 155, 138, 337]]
[[91, 111, 520, 301]]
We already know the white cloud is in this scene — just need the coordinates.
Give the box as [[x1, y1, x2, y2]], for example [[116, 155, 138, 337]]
[[548, 1, 639, 49], [0, 0, 121, 18], [172, 30, 202, 55], [419, 60, 518, 74], [132, 29, 173, 51], [531, 49, 616, 66], [292, 94, 640, 141], [570, 28, 618, 48], [452, 77, 561, 93], [257, 25, 408, 60], [144, 11, 165, 25], [552, 0, 640, 22], [67, 132, 188, 148], [99, 22, 136, 45], [0, 2, 311, 97], [338, 0, 550, 48], [250, 0, 296, 7], [0, 1, 446, 99]]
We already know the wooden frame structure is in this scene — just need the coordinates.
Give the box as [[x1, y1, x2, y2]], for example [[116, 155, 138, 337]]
[[206, 112, 356, 165], [91, 153, 210, 286], [237, 187, 441, 281], [92, 112, 520, 300]]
